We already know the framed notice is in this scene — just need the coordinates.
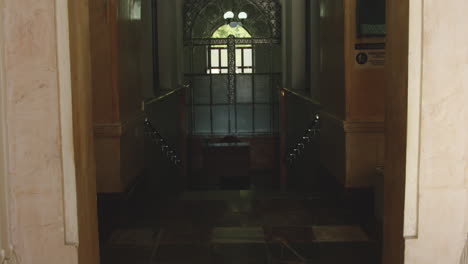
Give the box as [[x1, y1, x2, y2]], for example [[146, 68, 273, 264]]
[[355, 43, 386, 68]]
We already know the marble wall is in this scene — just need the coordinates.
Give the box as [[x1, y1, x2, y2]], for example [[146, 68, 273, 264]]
[[384, 0, 468, 262], [0, 0, 79, 263], [403, 0, 468, 262]]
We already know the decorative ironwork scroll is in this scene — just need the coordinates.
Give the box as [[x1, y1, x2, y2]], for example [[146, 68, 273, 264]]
[[183, 0, 211, 40], [184, 0, 281, 40], [185, 38, 281, 46], [250, 0, 282, 38], [227, 35, 236, 104]]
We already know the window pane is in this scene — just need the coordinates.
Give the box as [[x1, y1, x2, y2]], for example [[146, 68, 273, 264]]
[[255, 104, 271, 133], [237, 105, 253, 133], [220, 49, 228, 67], [221, 69, 228, 74], [244, 68, 253, 74], [211, 49, 219, 67], [254, 75, 270, 103], [211, 68, 220, 74], [194, 106, 211, 134], [212, 75, 228, 104], [236, 75, 252, 103], [243, 48, 253, 67], [212, 106, 229, 134], [192, 76, 210, 104], [236, 49, 242, 67]]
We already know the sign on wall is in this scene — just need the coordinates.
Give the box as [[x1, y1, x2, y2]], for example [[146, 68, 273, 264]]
[[355, 43, 386, 68]]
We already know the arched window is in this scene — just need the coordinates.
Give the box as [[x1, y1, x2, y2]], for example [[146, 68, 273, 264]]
[[211, 24, 252, 39], [207, 25, 253, 74]]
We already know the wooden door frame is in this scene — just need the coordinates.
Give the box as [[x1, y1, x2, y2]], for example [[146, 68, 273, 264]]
[[55, 0, 101, 262], [55, 0, 423, 263]]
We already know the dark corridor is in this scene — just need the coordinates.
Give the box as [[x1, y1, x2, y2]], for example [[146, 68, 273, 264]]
[[98, 165, 380, 264]]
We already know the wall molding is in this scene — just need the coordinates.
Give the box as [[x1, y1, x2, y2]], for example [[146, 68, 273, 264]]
[[94, 123, 124, 137], [404, 0, 423, 240], [343, 121, 385, 133], [0, 0, 12, 257], [55, 0, 79, 246], [321, 111, 384, 133], [94, 113, 145, 138]]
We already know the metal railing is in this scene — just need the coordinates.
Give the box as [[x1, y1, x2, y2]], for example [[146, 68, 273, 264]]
[[142, 83, 190, 167], [144, 117, 182, 167], [285, 113, 320, 166]]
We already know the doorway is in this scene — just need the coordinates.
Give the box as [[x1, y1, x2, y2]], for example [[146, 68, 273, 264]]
[[84, 0, 411, 264]]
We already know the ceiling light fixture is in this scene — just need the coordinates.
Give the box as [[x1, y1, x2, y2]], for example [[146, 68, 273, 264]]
[[223, 11, 248, 28]]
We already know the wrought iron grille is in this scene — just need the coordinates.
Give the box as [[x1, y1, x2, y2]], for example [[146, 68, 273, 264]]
[[185, 36, 281, 136], [183, 0, 281, 40]]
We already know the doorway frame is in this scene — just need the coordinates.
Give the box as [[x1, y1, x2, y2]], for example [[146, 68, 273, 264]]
[[0, 0, 12, 259], [53, 0, 422, 263], [403, 0, 423, 240]]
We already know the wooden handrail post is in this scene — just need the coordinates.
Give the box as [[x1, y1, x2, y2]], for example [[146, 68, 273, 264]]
[[279, 88, 288, 192]]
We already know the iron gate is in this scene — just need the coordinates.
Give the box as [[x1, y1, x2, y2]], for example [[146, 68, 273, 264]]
[[184, 36, 281, 136]]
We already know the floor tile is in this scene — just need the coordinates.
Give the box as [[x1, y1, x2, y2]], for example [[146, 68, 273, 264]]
[[264, 226, 315, 243], [159, 226, 212, 245], [101, 247, 153, 264], [211, 244, 268, 264], [312, 226, 370, 242], [212, 227, 265, 244], [262, 210, 314, 226], [153, 245, 212, 264], [107, 228, 157, 248]]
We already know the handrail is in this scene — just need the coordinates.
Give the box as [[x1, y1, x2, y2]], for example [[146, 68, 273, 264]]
[[282, 87, 321, 106], [144, 83, 190, 107]]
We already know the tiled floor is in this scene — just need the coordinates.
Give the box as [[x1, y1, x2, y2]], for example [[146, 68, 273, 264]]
[[99, 173, 381, 264]]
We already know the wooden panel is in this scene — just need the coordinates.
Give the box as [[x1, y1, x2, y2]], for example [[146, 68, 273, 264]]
[[383, 0, 409, 262], [119, 115, 145, 189], [320, 113, 385, 188], [117, 0, 144, 121], [94, 123, 124, 137], [319, 0, 345, 119], [95, 137, 123, 193], [344, 0, 386, 122], [319, 112, 346, 185], [94, 113, 146, 194], [90, 0, 151, 194], [68, 0, 101, 262], [90, 0, 120, 123], [345, 131, 385, 188], [344, 121, 384, 133], [279, 90, 287, 190]]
